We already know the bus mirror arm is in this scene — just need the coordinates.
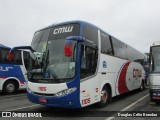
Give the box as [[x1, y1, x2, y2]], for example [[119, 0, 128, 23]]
[[10, 46, 34, 53], [66, 36, 85, 42], [64, 36, 85, 57]]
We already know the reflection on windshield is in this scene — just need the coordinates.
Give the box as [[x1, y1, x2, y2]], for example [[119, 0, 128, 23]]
[[28, 23, 79, 83], [45, 39, 76, 79], [28, 29, 49, 78], [31, 29, 49, 52], [28, 39, 77, 82]]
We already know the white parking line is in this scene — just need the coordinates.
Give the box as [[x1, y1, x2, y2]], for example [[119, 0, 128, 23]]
[[6, 104, 40, 111], [105, 94, 149, 120], [4, 94, 149, 118], [0, 93, 26, 99]]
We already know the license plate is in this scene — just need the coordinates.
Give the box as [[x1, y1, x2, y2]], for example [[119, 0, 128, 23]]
[[39, 98, 47, 103]]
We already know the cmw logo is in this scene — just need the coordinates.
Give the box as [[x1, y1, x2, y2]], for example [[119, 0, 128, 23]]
[[0, 66, 13, 72], [53, 26, 73, 34]]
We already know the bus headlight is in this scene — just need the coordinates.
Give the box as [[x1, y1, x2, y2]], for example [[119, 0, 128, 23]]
[[54, 87, 77, 97], [27, 86, 32, 93], [150, 85, 160, 89]]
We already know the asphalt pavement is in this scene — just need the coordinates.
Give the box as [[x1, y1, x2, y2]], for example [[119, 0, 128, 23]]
[[0, 89, 159, 120]]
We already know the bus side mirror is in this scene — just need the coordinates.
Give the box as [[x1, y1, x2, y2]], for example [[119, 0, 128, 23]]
[[8, 46, 33, 61], [64, 41, 73, 57], [8, 51, 13, 61], [64, 36, 85, 57]]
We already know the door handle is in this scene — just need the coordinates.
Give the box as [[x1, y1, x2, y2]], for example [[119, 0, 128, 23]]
[[101, 72, 106, 75]]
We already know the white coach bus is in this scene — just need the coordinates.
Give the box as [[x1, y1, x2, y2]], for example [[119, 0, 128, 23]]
[[149, 42, 160, 103], [11, 20, 146, 108], [0, 45, 29, 94]]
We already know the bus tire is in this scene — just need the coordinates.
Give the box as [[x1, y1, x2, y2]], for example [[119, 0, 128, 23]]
[[97, 86, 111, 108], [3, 81, 18, 94]]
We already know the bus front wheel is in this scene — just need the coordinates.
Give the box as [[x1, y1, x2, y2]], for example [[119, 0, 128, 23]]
[[97, 86, 111, 108], [3, 81, 17, 94]]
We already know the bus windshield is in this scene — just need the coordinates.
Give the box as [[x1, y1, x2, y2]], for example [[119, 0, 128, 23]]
[[28, 23, 79, 83], [150, 46, 160, 73], [46, 39, 77, 79]]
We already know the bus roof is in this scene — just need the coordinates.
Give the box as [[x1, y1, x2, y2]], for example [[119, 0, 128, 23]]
[[36, 20, 100, 32], [0, 44, 10, 49], [151, 41, 160, 46], [35, 20, 144, 57]]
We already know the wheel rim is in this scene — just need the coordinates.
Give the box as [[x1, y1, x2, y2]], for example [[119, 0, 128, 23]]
[[6, 83, 15, 93], [101, 89, 108, 103]]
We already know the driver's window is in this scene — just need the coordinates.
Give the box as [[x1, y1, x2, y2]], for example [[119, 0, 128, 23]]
[[80, 45, 98, 79]]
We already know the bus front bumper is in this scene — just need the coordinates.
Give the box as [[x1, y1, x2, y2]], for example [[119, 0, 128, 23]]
[[150, 89, 160, 101], [27, 91, 81, 108]]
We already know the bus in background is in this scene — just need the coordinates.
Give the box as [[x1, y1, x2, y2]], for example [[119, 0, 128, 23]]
[[134, 58, 149, 86], [11, 20, 146, 108], [149, 42, 160, 103], [0, 45, 29, 94], [144, 53, 150, 86]]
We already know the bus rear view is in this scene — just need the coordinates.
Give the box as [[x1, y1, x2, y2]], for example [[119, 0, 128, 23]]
[[149, 44, 160, 103]]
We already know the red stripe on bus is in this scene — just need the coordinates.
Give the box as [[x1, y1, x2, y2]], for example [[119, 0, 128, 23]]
[[20, 81, 25, 85], [118, 62, 131, 94], [0, 76, 7, 79]]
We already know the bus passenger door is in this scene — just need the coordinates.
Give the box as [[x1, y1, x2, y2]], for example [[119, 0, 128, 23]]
[[22, 51, 30, 81], [80, 45, 99, 107]]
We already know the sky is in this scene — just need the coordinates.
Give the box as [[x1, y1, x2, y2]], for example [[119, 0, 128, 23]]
[[0, 0, 160, 53]]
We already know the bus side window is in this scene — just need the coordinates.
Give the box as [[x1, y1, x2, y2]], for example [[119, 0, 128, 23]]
[[23, 51, 30, 70], [13, 50, 22, 65], [80, 45, 98, 79], [1, 48, 10, 64], [112, 37, 127, 59], [101, 31, 113, 55]]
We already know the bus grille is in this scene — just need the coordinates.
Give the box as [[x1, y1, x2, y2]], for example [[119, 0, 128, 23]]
[[33, 92, 55, 96]]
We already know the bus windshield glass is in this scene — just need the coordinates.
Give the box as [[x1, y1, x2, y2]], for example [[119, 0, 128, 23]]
[[28, 23, 79, 83], [150, 46, 160, 73]]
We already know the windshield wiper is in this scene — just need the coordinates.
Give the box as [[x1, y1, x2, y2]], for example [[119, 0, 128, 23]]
[[42, 50, 50, 78], [44, 50, 49, 68]]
